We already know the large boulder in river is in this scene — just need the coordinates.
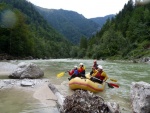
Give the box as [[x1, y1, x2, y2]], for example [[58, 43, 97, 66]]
[[130, 81, 150, 113], [60, 89, 120, 113], [9, 62, 44, 79]]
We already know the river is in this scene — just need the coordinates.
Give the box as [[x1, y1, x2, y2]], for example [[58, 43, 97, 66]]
[[0, 59, 149, 113]]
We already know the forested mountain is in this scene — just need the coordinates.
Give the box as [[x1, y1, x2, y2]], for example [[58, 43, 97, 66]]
[[35, 7, 101, 44], [90, 14, 115, 27], [86, 0, 150, 59], [1, 0, 149, 60], [0, 0, 71, 59]]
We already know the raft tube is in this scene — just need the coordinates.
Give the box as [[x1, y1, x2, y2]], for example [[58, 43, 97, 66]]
[[69, 74, 105, 93]]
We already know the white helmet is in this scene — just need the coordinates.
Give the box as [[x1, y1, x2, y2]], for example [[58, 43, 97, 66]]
[[98, 65, 103, 69], [79, 63, 83, 66], [74, 66, 77, 68]]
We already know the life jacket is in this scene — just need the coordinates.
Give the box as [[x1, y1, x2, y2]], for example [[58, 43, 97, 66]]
[[78, 66, 85, 74], [91, 69, 98, 76], [95, 71, 105, 81], [74, 69, 79, 75]]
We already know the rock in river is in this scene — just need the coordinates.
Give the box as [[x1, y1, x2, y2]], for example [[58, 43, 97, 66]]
[[130, 81, 150, 113], [9, 62, 44, 79], [60, 90, 120, 113]]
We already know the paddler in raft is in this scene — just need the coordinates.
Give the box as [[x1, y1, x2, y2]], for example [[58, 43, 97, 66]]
[[68, 66, 80, 80], [90, 60, 98, 75], [93, 60, 98, 69], [78, 63, 86, 78], [90, 65, 108, 84]]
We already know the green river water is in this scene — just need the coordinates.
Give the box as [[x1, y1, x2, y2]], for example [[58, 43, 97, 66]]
[[0, 59, 149, 113]]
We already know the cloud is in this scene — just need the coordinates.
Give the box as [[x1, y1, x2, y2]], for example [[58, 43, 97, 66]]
[[28, 0, 129, 18]]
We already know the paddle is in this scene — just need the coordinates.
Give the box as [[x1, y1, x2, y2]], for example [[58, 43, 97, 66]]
[[90, 76, 119, 88], [57, 72, 66, 78], [57, 68, 77, 78], [109, 78, 117, 82]]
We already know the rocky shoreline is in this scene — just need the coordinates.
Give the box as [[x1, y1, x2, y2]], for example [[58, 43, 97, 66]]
[[0, 54, 48, 60], [0, 53, 150, 63], [0, 54, 31, 60]]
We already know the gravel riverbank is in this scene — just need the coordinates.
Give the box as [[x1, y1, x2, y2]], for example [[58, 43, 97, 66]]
[[0, 78, 59, 113]]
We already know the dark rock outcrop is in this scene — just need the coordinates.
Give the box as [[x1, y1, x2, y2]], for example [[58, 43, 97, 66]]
[[60, 90, 120, 113], [141, 57, 150, 63]]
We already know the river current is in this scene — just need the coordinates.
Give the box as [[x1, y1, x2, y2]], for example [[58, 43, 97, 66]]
[[0, 59, 149, 113]]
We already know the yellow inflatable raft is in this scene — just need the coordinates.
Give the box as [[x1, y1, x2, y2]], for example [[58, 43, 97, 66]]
[[69, 74, 105, 93]]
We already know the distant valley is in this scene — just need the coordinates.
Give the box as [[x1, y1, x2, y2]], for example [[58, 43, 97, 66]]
[[35, 6, 115, 44]]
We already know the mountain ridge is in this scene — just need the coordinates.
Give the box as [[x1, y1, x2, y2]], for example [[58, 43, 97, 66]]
[[35, 6, 114, 44], [90, 14, 115, 27]]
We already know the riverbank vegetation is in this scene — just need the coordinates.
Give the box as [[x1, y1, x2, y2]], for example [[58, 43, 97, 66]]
[[0, 0, 150, 60]]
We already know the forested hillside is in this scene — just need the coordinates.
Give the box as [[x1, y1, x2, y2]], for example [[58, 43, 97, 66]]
[[85, 0, 150, 60], [0, 0, 71, 59], [35, 7, 100, 44], [69, 0, 150, 59]]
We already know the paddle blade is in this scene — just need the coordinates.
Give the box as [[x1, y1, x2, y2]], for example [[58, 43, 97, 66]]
[[57, 72, 65, 78], [109, 83, 119, 88], [107, 83, 114, 88], [110, 78, 117, 82]]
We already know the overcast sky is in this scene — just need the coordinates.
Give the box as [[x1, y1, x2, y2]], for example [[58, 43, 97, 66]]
[[28, 0, 130, 18]]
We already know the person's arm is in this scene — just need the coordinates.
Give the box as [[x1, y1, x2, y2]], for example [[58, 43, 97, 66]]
[[101, 71, 108, 81], [92, 70, 98, 77], [68, 70, 74, 75]]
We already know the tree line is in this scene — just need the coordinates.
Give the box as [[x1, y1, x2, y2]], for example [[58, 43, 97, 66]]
[[76, 0, 150, 60]]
